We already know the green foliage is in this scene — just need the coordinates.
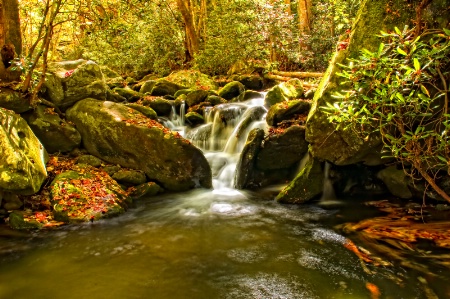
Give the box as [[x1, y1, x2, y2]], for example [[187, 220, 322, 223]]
[[323, 26, 450, 195]]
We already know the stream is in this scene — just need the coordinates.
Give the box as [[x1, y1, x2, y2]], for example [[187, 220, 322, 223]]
[[1, 95, 449, 298]]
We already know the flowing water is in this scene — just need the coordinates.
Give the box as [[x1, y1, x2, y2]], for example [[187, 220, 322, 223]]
[[0, 95, 448, 298]]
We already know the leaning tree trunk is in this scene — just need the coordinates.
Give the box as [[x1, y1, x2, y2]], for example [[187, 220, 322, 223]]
[[0, 0, 22, 82]]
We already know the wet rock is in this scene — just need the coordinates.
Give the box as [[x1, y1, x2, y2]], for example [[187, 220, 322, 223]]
[[165, 70, 218, 90], [76, 155, 103, 167], [242, 90, 262, 101], [264, 79, 304, 107], [22, 104, 81, 153], [377, 166, 413, 199], [266, 100, 311, 127], [0, 88, 31, 113], [50, 169, 130, 223], [174, 89, 194, 99], [0, 108, 47, 195], [256, 125, 309, 170], [219, 81, 245, 100], [113, 87, 142, 102], [125, 103, 157, 120], [102, 165, 121, 176], [150, 80, 185, 96], [66, 99, 212, 191], [129, 182, 163, 200], [235, 128, 264, 189], [185, 111, 204, 126], [112, 169, 147, 186], [276, 157, 323, 204], [206, 95, 227, 106], [1, 192, 23, 210]]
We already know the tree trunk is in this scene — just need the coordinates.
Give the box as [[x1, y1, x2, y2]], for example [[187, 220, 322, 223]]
[[0, 0, 22, 82], [177, 0, 199, 62], [298, 0, 311, 34]]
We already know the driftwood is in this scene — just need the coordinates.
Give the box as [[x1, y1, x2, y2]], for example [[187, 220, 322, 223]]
[[264, 73, 319, 88], [271, 70, 323, 78]]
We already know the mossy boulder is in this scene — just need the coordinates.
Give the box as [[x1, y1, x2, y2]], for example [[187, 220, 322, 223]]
[[150, 80, 185, 96], [0, 88, 31, 113], [234, 128, 264, 190], [305, 0, 417, 165], [112, 169, 147, 186], [185, 90, 209, 107], [165, 70, 218, 90], [206, 95, 227, 106], [8, 211, 42, 230], [0, 108, 47, 195], [125, 103, 157, 120], [238, 75, 264, 91], [218, 81, 245, 100], [44, 60, 108, 110], [139, 80, 157, 94], [66, 99, 212, 191], [141, 97, 172, 116], [76, 155, 103, 167], [22, 104, 81, 153], [185, 112, 204, 126], [266, 100, 311, 127], [264, 79, 304, 107], [113, 87, 142, 102], [275, 156, 324, 204], [256, 125, 309, 170], [174, 89, 194, 99], [50, 169, 130, 223], [130, 182, 163, 200]]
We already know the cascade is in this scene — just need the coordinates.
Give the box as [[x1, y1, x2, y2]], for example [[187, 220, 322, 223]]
[[319, 162, 340, 207], [169, 94, 267, 190]]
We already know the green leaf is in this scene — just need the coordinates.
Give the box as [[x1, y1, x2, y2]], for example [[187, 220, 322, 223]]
[[397, 48, 407, 56], [420, 85, 430, 97], [443, 28, 450, 36], [378, 43, 385, 56], [413, 58, 420, 71], [437, 156, 448, 163], [394, 27, 402, 35]]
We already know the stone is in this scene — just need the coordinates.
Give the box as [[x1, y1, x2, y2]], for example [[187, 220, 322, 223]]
[[264, 79, 304, 107], [218, 81, 245, 100], [266, 100, 311, 127], [238, 75, 264, 90], [150, 80, 185, 96], [22, 104, 81, 153], [1, 192, 23, 210], [130, 182, 163, 200], [275, 156, 324, 204], [165, 70, 218, 90], [112, 169, 147, 186], [66, 99, 212, 191], [8, 211, 42, 230], [102, 165, 121, 176], [125, 103, 157, 120], [0, 108, 47, 195], [43, 60, 108, 110], [185, 112, 204, 126], [256, 125, 309, 170], [139, 80, 157, 94], [141, 97, 172, 116], [234, 128, 264, 189], [206, 95, 227, 106], [50, 169, 130, 223], [113, 87, 142, 102], [305, 0, 417, 165], [185, 90, 209, 107], [0, 88, 31, 113], [377, 166, 413, 199], [76, 155, 103, 167]]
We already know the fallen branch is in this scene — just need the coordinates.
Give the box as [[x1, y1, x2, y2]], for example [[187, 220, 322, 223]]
[[264, 74, 318, 88], [271, 70, 323, 78]]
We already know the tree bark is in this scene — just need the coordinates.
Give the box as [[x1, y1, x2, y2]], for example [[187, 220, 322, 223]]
[[272, 70, 323, 78], [298, 0, 311, 34], [0, 0, 21, 82], [177, 0, 199, 62]]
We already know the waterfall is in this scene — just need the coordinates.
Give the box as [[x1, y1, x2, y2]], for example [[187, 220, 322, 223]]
[[184, 95, 267, 190], [319, 162, 340, 207]]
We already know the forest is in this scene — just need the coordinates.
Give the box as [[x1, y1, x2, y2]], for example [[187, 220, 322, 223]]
[[0, 0, 450, 298]]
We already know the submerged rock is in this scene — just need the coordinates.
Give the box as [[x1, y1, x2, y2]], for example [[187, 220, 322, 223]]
[[66, 99, 212, 191], [275, 157, 323, 204], [0, 108, 47, 195], [50, 169, 130, 223], [22, 104, 81, 153]]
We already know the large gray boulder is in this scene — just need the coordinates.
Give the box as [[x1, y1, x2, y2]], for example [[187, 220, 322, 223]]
[[0, 88, 31, 113], [43, 60, 108, 110], [0, 108, 47, 195], [66, 99, 212, 191], [305, 0, 416, 165], [22, 104, 81, 153]]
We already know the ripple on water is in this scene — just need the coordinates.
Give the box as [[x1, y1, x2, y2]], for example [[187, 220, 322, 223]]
[[215, 273, 317, 299], [226, 246, 268, 264]]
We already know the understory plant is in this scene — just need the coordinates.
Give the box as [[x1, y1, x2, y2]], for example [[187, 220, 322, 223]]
[[323, 26, 450, 202]]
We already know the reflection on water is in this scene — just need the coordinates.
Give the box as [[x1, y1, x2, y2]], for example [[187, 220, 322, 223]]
[[0, 189, 432, 299]]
